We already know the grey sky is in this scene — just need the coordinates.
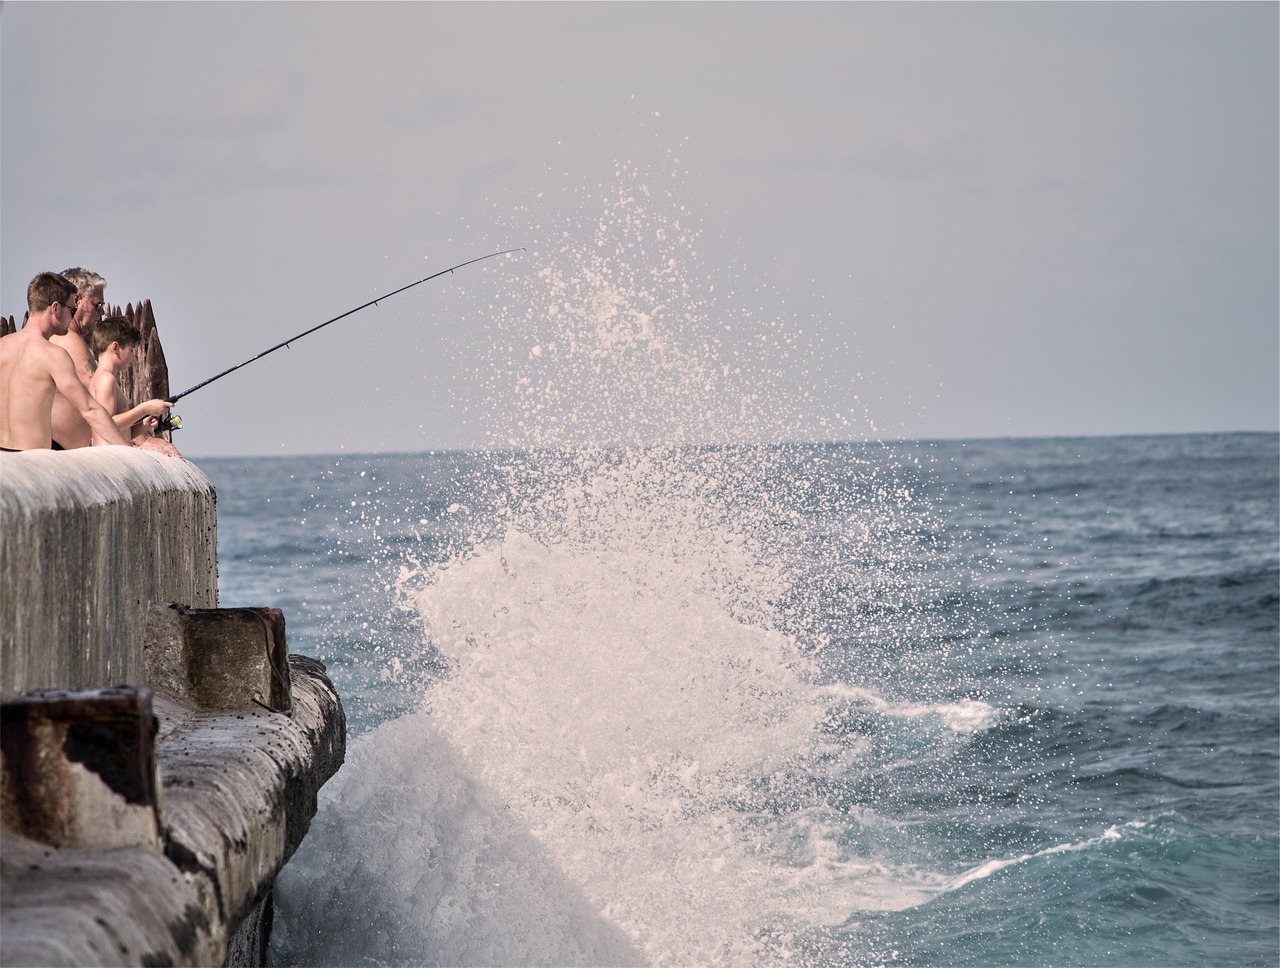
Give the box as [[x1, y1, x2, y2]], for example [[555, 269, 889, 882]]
[[3, 1, 1276, 456]]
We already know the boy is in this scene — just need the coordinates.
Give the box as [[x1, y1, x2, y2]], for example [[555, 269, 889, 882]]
[[89, 317, 180, 455]]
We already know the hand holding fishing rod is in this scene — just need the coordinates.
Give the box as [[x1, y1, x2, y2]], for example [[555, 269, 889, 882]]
[[159, 248, 524, 430]]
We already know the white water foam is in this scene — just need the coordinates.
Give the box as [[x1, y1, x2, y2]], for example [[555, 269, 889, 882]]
[[275, 517, 999, 965], [272, 150, 1005, 965], [926, 821, 1152, 895]]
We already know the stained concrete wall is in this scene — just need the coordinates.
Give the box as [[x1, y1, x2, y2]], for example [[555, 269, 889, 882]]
[[1, 664, 346, 967], [0, 447, 346, 966], [0, 448, 217, 697]]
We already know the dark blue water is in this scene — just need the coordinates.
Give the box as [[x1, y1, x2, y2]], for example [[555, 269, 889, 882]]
[[197, 432, 1279, 967]]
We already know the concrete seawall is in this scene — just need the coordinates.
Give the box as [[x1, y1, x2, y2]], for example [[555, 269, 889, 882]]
[[1, 447, 218, 695], [0, 449, 346, 966]]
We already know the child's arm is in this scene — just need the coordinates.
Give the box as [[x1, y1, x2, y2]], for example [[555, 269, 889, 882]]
[[111, 398, 172, 432]]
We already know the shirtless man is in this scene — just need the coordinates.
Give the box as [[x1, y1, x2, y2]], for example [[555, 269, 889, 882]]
[[0, 273, 132, 451], [49, 267, 106, 448]]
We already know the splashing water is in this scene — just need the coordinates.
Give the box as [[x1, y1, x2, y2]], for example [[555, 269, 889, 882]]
[[272, 155, 994, 966]]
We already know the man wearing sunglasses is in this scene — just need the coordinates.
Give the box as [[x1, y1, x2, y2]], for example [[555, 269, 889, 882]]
[[0, 272, 131, 451], [48, 266, 107, 449]]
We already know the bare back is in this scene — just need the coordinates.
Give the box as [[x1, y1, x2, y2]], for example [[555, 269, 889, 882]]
[[0, 330, 69, 450], [89, 367, 126, 417]]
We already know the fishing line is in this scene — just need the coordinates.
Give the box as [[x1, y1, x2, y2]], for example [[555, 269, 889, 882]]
[[168, 248, 524, 406], [179, 366, 270, 424]]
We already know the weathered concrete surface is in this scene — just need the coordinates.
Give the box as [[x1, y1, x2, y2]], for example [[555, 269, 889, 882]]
[[156, 656, 345, 936], [0, 828, 223, 966], [1, 657, 345, 967], [0, 448, 217, 697], [145, 605, 293, 714], [0, 447, 347, 966], [1, 687, 162, 852]]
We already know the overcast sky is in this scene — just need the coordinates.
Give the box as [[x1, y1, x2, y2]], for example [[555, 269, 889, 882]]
[[4, 2, 1276, 457]]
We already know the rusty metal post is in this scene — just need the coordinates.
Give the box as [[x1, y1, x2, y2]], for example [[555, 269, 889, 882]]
[[0, 686, 161, 850]]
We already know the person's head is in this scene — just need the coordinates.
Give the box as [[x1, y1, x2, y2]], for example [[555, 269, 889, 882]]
[[91, 315, 141, 367], [27, 272, 78, 335], [61, 267, 107, 338]]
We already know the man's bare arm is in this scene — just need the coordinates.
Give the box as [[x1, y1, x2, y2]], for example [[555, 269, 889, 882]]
[[50, 351, 131, 446]]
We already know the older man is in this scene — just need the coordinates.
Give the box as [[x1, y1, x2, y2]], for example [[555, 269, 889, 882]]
[[49, 267, 107, 448], [0, 273, 131, 451]]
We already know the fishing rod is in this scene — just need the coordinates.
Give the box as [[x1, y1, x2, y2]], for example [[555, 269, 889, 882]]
[[163, 248, 524, 418]]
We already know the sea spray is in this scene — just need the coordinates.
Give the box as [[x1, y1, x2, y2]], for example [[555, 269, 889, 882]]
[[272, 155, 998, 966], [272, 452, 992, 964], [218, 434, 1277, 967]]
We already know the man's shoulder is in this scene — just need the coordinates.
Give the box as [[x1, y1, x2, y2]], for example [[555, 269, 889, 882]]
[[2, 328, 53, 356], [30, 334, 77, 372], [50, 332, 88, 354], [0, 330, 66, 384]]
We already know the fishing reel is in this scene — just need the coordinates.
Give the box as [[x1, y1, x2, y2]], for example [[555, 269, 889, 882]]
[[155, 412, 182, 434]]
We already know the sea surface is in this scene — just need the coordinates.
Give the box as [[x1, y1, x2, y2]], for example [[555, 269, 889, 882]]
[[196, 431, 1279, 967]]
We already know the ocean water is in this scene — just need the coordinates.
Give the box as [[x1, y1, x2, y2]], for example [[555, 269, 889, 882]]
[[194, 160, 1276, 966], [197, 431, 1278, 967]]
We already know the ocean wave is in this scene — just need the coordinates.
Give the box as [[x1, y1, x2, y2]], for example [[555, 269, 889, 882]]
[[816, 684, 1002, 738], [926, 815, 1193, 896], [1071, 765, 1246, 792]]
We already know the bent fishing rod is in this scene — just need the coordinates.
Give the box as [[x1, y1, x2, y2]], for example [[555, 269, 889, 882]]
[[165, 248, 524, 411]]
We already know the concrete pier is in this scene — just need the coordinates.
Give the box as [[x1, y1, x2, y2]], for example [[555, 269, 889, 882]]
[[0, 448, 346, 966], [1, 448, 217, 694]]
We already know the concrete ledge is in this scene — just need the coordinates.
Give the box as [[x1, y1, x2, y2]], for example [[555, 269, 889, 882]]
[[1, 686, 162, 852], [1, 448, 347, 966], [0, 828, 223, 966], [0, 448, 218, 697], [145, 605, 292, 714], [0, 656, 346, 967]]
